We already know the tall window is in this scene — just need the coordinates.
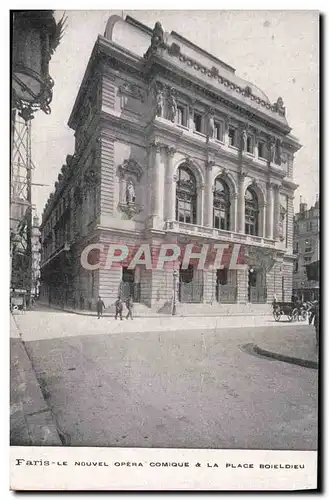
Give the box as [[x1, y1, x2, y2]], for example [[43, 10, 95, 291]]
[[258, 141, 266, 159], [177, 105, 187, 126], [214, 121, 223, 141], [228, 127, 238, 147], [193, 112, 202, 132], [213, 177, 230, 230], [245, 187, 259, 235], [246, 136, 253, 154], [176, 166, 197, 224]]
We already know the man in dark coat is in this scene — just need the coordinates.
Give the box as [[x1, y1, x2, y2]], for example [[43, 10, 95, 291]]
[[115, 297, 123, 320], [96, 296, 105, 319], [126, 296, 134, 320]]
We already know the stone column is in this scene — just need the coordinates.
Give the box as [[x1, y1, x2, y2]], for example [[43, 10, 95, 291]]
[[198, 184, 205, 226], [151, 142, 162, 220], [231, 193, 238, 233], [204, 160, 214, 227], [273, 184, 281, 241], [266, 182, 274, 239], [224, 118, 230, 147], [238, 172, 247, 233], [165, 146, 176, 221], [259, 203, 266, 237]]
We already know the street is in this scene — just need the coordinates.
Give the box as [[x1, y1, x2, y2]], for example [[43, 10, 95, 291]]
[[13, 308, 318, 451]]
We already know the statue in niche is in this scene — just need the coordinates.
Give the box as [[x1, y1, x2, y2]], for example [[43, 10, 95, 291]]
[[126, 180, 136, 204], [241, 128, 248, 151], [155, 89, 164, 118], [276, 140, 283, 165], [167, 91, 177, 122], [279, 205, 286, 241], [207, 111, 215, 138]]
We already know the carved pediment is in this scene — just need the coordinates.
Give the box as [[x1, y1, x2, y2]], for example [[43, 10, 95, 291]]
[[118, 159, 143, 182]]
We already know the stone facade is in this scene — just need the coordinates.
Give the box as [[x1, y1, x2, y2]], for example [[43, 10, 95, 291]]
[[39, 15, 301, 313], [292, 197, 320, 301]]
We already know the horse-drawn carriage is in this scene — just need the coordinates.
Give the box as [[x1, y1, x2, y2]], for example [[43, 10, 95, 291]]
[[272, 301, 307, 322]]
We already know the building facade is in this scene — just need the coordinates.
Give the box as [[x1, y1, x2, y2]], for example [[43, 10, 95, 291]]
[[39, 15, 301, 313], [293, 197, 320, 301]]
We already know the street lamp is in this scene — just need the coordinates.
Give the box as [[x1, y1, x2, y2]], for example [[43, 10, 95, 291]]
[[12, 10, 66, 122], [172, 269, 179, 316]]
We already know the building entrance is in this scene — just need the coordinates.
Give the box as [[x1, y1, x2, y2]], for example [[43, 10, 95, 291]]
[[120, 267, 141, 302], [216, 268, 237, 303], [178, 264, 203, 303], [248, 267, 267, 303]]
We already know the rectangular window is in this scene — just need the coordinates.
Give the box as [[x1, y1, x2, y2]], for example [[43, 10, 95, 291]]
[[294, 261, 299, 272], [293, 243, 298, 254], [258, 141, 266, 159], [247, 136, 253, 154], [304, 256, 311, 263], [193, 112, 202, 132], [214, 121, 223, 141], [305, 241, 312, 253], [177, 105, 187, 127], [228, 127, 237, 147]]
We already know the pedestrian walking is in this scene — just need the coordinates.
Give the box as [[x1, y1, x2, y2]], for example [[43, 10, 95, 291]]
[[115, 297, 123, 320], [126, 296, 134, 320], [96, 296, 106, 319]]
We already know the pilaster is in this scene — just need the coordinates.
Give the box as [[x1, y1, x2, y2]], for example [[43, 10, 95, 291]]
[[205, 160, 215, 227]]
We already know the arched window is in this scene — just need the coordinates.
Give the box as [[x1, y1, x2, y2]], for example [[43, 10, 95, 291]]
[[176, 165, 197, 224], [213, 178, 230, 230], [245, 187, 259, 235]]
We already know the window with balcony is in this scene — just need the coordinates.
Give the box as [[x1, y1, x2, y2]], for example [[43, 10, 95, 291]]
[[177, 104, 187, 127], [245, 187, 259, 235], [176, 165, 197, 224], [258, 141, 266, 159], [213, 177, 230, 230], [214, 121, 223, 141], [228, 127, 238, 147], [193, 112, 203, 133]]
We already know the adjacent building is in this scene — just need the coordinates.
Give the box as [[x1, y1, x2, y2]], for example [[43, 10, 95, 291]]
[[39, 15, 301, 313], [293, 196, 320, 301]]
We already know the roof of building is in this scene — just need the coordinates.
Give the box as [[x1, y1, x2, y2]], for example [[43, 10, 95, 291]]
[[103, 15, 288, 128]]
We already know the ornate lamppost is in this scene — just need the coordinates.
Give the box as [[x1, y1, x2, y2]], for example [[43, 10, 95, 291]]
[[172, 270, 179, 316], [12, 10, 66, 122]]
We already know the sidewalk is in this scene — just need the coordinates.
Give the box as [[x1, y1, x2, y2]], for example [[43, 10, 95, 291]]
[[10, 314, 62, 446]]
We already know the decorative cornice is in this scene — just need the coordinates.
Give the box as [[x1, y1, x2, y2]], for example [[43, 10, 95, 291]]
[[155, 41, 289, 122]]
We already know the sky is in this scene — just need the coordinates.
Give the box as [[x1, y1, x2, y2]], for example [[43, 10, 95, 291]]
[[29, 9, 319, 219]]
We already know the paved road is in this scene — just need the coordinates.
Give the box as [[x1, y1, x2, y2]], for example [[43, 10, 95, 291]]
[[14, 310, 318, 451]]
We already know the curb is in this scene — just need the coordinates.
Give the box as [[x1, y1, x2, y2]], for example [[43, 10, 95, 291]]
[[253, 344, 318, 370], [10, 315, 63, 446]]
